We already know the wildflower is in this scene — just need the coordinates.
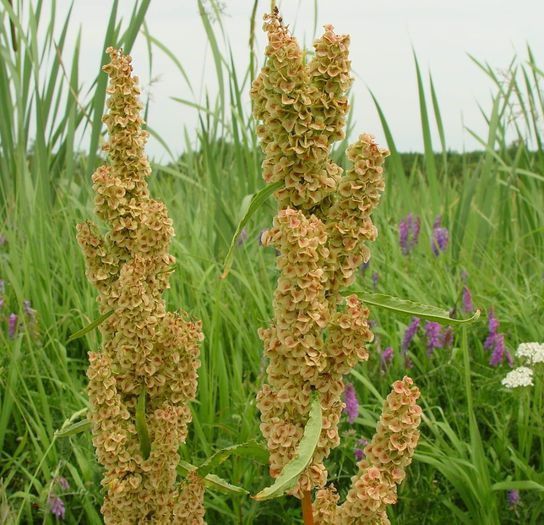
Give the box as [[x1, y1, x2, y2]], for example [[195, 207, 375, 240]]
[[344, 384, 359, 424], [462, 286, 474, 313], [354, 438, 368, 462], [398, 213, 420, 255], [7, 314, 17, 338], [401, 318, 420, 354], [507, 489, 520, 508], [77, 48, 204, 523], [380, 347, 394, 370], [431, 216, 449, 256], [55, 477, 70, 491], [484, 310, 511, 367], [501, 367, 533, 389], [333, 376, 422, 524], [516, 342, 544, 365], [47, 495, 65, 520], [372, 272, 379, 289], [424, 321, 443, 355], [253, 10, 419, 512]]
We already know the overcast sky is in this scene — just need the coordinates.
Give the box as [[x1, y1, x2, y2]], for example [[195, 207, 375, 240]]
[[64, 1, 543, 161]]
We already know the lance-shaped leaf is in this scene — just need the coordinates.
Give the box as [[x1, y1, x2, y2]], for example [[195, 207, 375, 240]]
[[197, 440, 269, 477], [253, 392, 322, 501], [220, 180, 282, 279], [55, 408, 90, 438], [136, 389, 151, 460], [66, 309, 114, 343], [349, 291, 480, 325], [178, 460, 249, 495]]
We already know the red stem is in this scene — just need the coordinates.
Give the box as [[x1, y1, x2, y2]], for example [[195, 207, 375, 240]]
[[302, 490, 315, 525]]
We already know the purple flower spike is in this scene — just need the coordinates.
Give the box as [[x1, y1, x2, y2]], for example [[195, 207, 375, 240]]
[[489, 333, 507, 367], [48, 495, 65, 520], [55, 476, 70, 491], [359, 260, 370, 275], [371, 272, 379, 289], [343, 383, 359, 424], [354, 438, 368, 461], [507, 489, 520, 508], [431, 216, 449, 256], [424, 321, 443, 355], [8, 313, 17, 338], [402, 317, 420, 354], [381, 347, 394, 369], [399, 213, 421, 255], [462, 286, 474, 313]]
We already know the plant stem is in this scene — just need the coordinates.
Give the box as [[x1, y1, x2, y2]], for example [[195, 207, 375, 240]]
[[302, 490, 314, 525]]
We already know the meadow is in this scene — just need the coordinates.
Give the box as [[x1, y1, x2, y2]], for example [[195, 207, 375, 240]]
[[0, 1, 543, 524]]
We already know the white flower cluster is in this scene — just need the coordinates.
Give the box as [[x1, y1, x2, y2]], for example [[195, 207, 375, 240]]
[[516, 342, 544, 365], [501, 341, 543, 390], [501, 366, 534, 389]]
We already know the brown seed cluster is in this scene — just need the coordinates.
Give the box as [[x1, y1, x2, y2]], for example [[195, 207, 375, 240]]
[[314, 376, 421, 524], [77, 48, 204, 524], [252, 10, 421, 516]]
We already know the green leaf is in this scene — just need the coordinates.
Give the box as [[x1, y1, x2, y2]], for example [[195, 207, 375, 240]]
[[253, 392, 322, 501], [220, 181, 282, 279], [197, 440, 268, 477], [55, 419, 91, 438], [349, 291, 480, 326], [54, 408, 90, 438], [136, 389, 151, 460], [67, 309, 114, 343], [178, 460, 249, 495], [492, 480, 544, 492]]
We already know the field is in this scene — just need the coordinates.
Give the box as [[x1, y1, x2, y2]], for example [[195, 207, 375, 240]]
[[0, 1, 543, 524]]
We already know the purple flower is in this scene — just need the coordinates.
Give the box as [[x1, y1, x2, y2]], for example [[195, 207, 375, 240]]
[[399, 213, 421, 255], [55, 476, 70, 491], [0, 297, 4, 310], [381, 347, 394, 369], [401, 317, 420, 354], [489, 333, 508, 367], [48, 495, 65, 520], [507, 489, 520, 508], [462, 286, 474, 313], [354, 438, 368, 461], [371, 272, 379, 289], [431, 216, 449, 256], [424, 321, 443, 355], [484, 310, 510, 367], [343, 383, 359, 424], [8, 313, 17, 338]]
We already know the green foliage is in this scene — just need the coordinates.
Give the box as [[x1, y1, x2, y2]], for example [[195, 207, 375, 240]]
[[254, 393, 322, 502], [0, 1, 542, 524]]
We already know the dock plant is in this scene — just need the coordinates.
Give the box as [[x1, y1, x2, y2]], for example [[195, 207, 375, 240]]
[[251, 10, 421, 523], [77, 48, 205, 524]]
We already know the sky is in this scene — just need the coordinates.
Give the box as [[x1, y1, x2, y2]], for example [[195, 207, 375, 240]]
[[62, 1, 544, 161]]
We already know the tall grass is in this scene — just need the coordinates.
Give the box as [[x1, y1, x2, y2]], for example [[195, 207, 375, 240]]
[[0, 1, 542, 524]]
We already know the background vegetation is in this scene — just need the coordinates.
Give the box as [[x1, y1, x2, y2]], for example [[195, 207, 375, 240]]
[[0, 1, 543, 523]]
